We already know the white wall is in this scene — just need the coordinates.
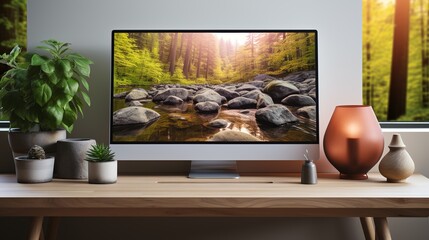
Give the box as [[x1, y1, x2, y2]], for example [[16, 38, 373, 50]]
[[26, 0, 363, 172], [31, 0, 360, 135], [0, 0, 427, 239]]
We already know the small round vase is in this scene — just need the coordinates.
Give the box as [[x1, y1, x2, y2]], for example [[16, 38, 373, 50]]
[[379, 134, 414, 182]]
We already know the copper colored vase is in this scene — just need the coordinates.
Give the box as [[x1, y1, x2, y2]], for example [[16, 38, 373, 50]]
[[323, 105, 384, 180]]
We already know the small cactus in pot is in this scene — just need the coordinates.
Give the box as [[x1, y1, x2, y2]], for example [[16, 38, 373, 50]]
[[28, 145, 46, 159], [85, 144, 117, 184], [14, 145, 54, 183], [85, 144, 115, 162]]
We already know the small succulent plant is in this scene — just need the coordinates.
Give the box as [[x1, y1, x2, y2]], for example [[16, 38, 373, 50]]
[[28, 145, 46, 159], [85, 144, 115, 162]]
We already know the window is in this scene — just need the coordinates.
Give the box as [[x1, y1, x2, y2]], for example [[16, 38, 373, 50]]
[[0, 0, 27, 127], [363, 0, 429, 126]]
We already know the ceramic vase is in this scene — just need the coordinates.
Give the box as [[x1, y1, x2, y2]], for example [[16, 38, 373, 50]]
[[88, 161, 117, 184], [14, 156, 55, 183], [379, 134, 415, 182], [324, 105, 384, 180], [55, 138, 96, 179]]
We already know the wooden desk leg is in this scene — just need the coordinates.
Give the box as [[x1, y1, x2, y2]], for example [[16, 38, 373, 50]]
[[360, 217, 376, 240], [374, 217, 392, 240], [28, 216, 44, 240], [47, 217, 60, 240]]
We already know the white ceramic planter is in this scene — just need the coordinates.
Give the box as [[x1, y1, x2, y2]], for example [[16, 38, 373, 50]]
[[14, 156, 55, 183], [88, 161, 117, 184]]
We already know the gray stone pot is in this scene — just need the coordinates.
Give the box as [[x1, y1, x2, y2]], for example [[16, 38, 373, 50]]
[[8, 129, 67, 158], [88, 161, 117, 184], [14, 156, 55, 183], [55, 138, 96, 179]]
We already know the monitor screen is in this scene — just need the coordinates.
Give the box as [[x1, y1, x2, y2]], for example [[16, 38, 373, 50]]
[[110, 30, 319, 161]]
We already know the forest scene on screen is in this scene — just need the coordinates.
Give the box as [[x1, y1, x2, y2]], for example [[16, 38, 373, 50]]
[[363, 0, 429, 121], [112, 32, 317, 142]]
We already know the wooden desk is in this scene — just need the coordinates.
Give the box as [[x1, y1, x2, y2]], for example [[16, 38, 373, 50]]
[[1, 173, 429, 240]]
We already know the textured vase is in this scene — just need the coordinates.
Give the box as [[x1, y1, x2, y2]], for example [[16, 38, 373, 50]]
[[324, 105, 384, 180], [55, 138, 96, 179], [379, 134, 415, 182]]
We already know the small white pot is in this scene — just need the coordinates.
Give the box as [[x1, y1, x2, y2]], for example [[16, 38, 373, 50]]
[[88, 161, 117, 184], [14, 156, 55, 183]]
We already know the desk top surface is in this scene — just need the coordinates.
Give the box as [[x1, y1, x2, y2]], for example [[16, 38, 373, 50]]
[[1, 173, 429, 197], [0, 173, 429, 217]]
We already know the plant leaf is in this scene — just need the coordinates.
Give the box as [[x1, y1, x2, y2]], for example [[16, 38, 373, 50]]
[[8, 45, 21, 63], [66, 78, 79, 96], [67, 53, 93, 64], [62, 108, 77, 127], [30, 54, 46, 66], [76, 63, 90, 77], [59, 59, 73, 78], [41, 60, 55, 74], [45, 104, 64, 127], [79, 76, 89, 91], [47, 72, 59, 84], [33, 82, 52, 106], [61, 122, 74, 134], [72, 97, 84, 116], [74, 57, 92, 66], [36, 45, 54, 52], [81, 91, 91, 106]]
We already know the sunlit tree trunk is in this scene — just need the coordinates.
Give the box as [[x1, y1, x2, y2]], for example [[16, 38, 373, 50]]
[[177, 33, 184, 60], [158, 33, 165, 62], [423, 0, 429, 107], [388, 0, 410, 120], [250, 33, 255, 70], [196, 42, 202, 78], [169, 33, 178, 76], [205, 46, 210, 80], [183, 33, 193, 79]]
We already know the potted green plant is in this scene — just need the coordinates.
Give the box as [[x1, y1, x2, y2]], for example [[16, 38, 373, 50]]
[[0, 40, 93, 160], [14, 145, 55, 183], [85, 144, 117, 184]]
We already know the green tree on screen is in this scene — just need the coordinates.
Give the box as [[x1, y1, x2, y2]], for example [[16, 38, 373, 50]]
[[114, 33, 165, 86], [113, 32, 316, 88]]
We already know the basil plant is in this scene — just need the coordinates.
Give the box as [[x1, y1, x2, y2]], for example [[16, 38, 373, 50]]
[[0, 40, 93, 133]]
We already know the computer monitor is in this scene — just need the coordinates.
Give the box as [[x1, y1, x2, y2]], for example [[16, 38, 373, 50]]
[[110, 30, 319, 178]]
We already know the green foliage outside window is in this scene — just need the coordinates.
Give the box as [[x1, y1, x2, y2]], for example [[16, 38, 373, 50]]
[[363, 0, 429, 122], [0, 0, 27, 122]]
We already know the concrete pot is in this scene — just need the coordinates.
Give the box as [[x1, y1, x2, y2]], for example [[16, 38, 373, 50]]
[[88, 161, 117, 184], [14, 156, 55, 183], [55, 138, 96, 179], [8, 129, 66, 158]]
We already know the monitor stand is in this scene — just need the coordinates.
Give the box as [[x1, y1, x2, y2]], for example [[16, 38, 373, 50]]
[[188, 160, 240, 179]]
